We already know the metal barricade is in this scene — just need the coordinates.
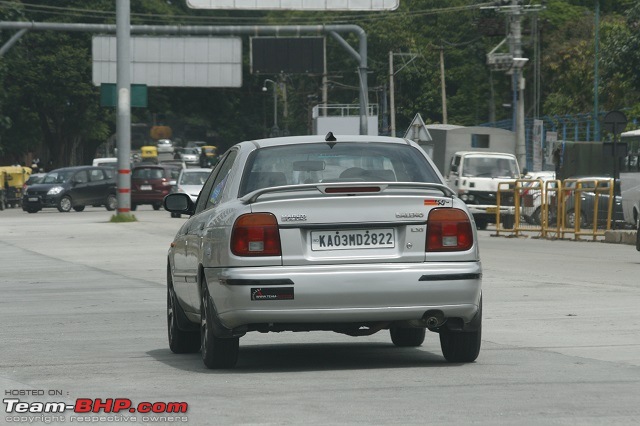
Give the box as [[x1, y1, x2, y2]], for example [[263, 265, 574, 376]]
[[495, 181, 518, 236], [493, 177, 616, 241], [559, 178, 615, 241]]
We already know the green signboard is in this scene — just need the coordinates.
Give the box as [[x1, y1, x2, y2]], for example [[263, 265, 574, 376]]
[[100, 84, 148, 108]]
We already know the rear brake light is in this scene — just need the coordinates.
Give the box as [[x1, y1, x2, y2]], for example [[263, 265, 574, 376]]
[[231, 213, 282, 256], [426, 208, 473, 252], [161, 178, 171, 186], [324, 186, 381, 193]]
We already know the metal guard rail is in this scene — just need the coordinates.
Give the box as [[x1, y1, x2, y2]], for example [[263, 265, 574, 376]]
[[494, 178, 616, 241]]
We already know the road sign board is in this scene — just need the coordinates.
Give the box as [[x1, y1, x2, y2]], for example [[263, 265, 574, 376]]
[[92, 36, 242, 88], [100, 84, 147, 108], [187, 0, 399, 10], [403, 113, 432, 142], [602, 110, 628, 135]]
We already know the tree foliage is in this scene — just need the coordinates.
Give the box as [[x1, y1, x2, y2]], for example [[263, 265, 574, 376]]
[[0, 0, 638, 166]]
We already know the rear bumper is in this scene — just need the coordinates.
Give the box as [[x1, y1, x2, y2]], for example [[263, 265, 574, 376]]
[[204, 262, 482, 330], [131, 190, 170, 203]]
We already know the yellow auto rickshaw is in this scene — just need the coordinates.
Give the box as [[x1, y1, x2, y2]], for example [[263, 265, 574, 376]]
[[0, 166, 32, 209], [140, 146, 159, 164], [199, 145, 218, 168]]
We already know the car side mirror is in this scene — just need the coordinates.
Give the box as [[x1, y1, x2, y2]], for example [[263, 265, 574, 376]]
[[164, 193, 195, 216]]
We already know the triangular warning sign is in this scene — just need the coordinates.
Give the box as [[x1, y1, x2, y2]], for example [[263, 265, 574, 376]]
[[403, 113, 432, 142]]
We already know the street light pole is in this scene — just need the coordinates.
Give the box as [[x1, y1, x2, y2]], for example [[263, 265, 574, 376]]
[[262, 79, 278, 136]]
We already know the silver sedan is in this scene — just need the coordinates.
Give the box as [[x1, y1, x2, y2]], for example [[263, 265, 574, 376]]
[[164, 134, 482, 368]]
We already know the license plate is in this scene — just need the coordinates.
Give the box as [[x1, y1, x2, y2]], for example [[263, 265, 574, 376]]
[[311, 229, 395, 251], [141, 185, 152, 191], [486, 207, 498, 214], [28, 197, 38, 202]]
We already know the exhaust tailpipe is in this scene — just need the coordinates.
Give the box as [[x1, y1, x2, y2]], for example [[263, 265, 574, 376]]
[[423, 310, 445, 330]]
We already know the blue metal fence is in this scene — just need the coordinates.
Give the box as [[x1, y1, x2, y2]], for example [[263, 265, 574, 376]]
[[480, 112, 618, 171]]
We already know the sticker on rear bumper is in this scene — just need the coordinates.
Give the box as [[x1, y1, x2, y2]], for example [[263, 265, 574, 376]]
[[251, 287, 294, 301]]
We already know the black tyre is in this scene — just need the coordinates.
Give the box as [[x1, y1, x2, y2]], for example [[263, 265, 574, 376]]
[[171, 212, 181, 218], [105, 193, 117, 211], [26, 208, 39, 214], [57, 195, 72, 212], [566, 209, 587, 228], [475, 218, 488, 230], [167, 275, 200, 354], [73, 205, 85, 212], [439, 302, 482, 363], [390, 327, 426, 347], [201, 282, 239, 369], [531, 207, 542, 225], [153, 202, 162, 211], [502, 215, 515, 229]]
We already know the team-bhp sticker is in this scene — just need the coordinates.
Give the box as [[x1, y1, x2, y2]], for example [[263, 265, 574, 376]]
[[4, 398, 188, 414], [4, 397, 189, 423], [251, 287, 294, 300]]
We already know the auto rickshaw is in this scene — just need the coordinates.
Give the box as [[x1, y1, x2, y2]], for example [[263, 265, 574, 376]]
[[199, 145, 218, 168], [0, 166, 32, 209], [140, 146, 159, 164]]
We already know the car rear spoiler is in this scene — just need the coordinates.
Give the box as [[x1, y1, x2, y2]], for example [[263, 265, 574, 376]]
[[240, 182, 455, 204]]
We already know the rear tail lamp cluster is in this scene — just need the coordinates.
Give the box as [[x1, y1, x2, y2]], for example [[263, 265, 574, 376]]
[[231, 213, 282, 256], [426, 208, 473, 252], [161, 178, 171, 187]]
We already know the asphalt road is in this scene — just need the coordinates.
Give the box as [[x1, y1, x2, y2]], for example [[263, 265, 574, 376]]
[[1, 206, 639, 425]]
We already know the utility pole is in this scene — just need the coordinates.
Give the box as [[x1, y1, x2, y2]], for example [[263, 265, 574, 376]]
[[389, 51, 396, 136], [594, 0, 601, 142], [439, 46, 448, 124], [485, 0, 544, 171], [388, 51, 418, 137], [116, 0, 132, 219], [509, 0, 526, 171]]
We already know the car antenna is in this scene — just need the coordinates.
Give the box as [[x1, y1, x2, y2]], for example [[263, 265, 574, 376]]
[[325, 132, 337, 148]]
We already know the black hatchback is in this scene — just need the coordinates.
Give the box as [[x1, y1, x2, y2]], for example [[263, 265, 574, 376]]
[[22, 166, 117, 213]]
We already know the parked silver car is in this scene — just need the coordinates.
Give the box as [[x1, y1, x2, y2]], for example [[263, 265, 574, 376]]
[[163, 134, 482, 368]]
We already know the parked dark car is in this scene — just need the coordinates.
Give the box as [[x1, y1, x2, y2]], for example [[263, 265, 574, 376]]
[[21, 166, 117, 213], [564, 177, 626, 228], [131, 164, 181, 210]]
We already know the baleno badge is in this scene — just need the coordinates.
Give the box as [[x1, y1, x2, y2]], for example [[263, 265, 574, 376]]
[[395, 212, 424, 218], [281, 214, 307, 222]]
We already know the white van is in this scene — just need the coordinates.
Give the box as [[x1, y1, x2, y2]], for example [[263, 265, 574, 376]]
[[92, 157, 118, 168], [446, 151, 521, 229]]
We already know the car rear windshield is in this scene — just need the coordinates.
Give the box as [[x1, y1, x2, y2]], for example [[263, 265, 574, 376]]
[[239, 142, 440, 195], [133, 168, 166, 179], [180, 171, 210, 185]]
